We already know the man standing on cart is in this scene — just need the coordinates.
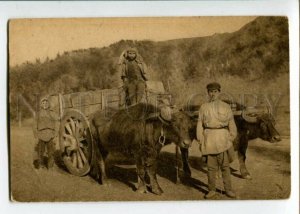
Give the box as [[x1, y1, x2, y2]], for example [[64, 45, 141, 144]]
[[118, 47, 148, 105]]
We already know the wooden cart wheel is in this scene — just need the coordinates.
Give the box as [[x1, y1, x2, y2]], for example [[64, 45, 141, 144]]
[[59, 109, 93, 176]]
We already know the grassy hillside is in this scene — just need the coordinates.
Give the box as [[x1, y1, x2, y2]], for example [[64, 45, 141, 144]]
[[9, 16, 289, 120]]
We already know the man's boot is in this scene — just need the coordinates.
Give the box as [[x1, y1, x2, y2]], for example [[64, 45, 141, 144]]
[[225, 190, 236, 198]]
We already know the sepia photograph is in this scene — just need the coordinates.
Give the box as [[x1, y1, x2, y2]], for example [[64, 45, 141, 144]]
[[9, 16, 290, 202]]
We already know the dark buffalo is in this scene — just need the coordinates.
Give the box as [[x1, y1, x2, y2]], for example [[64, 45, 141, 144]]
[[232, 109, 281, 179], [180, 101, 281, 180], [89, 103, 192, 195]]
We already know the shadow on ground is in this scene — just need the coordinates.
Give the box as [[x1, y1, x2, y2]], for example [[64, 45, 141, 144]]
[[54, 149, 210, 192], [53, 147, 289, 196], [250, 144, 290, 163]]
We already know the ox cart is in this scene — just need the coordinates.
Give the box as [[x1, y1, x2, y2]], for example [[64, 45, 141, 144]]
[[47, 81, 172, 176]]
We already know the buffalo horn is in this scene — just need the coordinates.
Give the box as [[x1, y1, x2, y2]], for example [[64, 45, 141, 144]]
[[147, 112, 160, 120], [242, 109, 259, 123]]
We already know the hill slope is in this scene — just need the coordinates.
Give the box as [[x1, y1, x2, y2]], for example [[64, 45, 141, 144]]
[[9, 16, 289, 119]]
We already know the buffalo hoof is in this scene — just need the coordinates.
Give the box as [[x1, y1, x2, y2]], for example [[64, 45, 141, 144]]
[[159, 187, 164, 194], [136, 186, 148, 194], [183, 172, 191, 179], [175, 178, 182, 184], [216, 171, 222, 179], [202, 166, 208, 171], [152, 186, 163, 195], [241, 174, 252, 180], [183, 167, 192, 178], [102, 180, 112, 187]]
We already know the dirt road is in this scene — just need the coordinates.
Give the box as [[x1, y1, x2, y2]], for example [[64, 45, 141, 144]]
[[10, 124, 290, 202]]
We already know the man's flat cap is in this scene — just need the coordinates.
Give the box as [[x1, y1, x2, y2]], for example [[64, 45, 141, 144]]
[[206, 82, 221, 91]]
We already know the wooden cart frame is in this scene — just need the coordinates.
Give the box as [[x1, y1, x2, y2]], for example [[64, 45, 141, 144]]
[[48, 81, 172, 176]]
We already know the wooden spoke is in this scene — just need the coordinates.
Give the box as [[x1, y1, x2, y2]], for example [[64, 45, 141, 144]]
[[78, 142, 84, 148], [63, 133, 72, 140], [77, 151, 84, 169], [75, 120, 81, 139], [65, 123, 73, 135], [59, 109, 93, 176], [71, 152, 77, 167], [78, 147, 87, 164], [69, 118, 76, 134], [78, 122, 87, 141]]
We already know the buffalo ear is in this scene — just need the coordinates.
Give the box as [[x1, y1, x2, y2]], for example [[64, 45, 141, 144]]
[[160, 106, 172, 121]]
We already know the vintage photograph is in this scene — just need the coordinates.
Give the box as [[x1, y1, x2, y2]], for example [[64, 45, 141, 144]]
[[9, 16, 290, 201]]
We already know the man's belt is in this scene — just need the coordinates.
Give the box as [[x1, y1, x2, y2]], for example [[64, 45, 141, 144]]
[[203, 126, 229, 130]]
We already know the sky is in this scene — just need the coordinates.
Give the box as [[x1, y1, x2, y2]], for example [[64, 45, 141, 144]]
[[9, 16, 256, 66]]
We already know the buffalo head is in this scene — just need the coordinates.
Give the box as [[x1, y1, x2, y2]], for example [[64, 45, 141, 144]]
[[257, 114, 281, 143], [242, 109, 281, 143], [148, 106, 193, 148]]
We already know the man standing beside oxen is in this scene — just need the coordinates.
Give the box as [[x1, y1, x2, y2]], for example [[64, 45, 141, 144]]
[[196, 82, 237, 199]]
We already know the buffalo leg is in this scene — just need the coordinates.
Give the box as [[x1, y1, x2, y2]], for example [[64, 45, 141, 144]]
[[237, 135, 251, 179], [146, 162, 163, 195], [180, 147, 191, 178], [93, 141, 108, 185], [136, 157, 148, 193], [98, 158, 108, 184]]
